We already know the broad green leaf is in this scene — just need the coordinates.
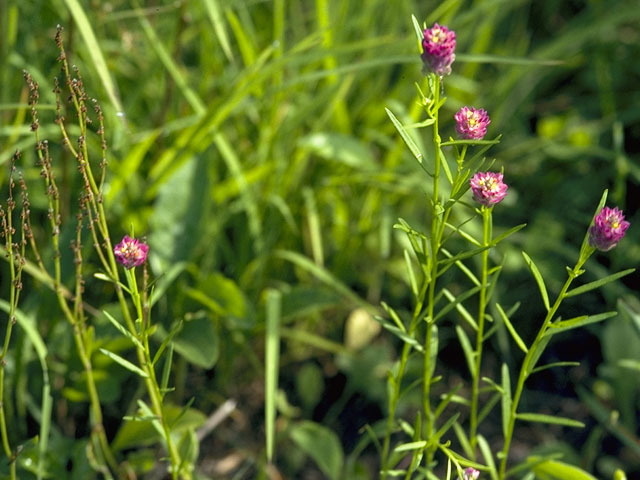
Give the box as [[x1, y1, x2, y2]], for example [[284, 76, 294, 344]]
[[172, 314, 219, 369], [149, 156, 210, 269], [112, 404, 205, 451], [385, 107, 425, 167], [521, 251, 550, 311], [99, 348, 148, 378], [565, 268, 635, 297], [290, 421, 344, 480], [501, 363, 512, 438], [496, 303, 528, 354], [546, 311, 617, 336], [528, 457, 597, 480], [516, 413, 584, 428]]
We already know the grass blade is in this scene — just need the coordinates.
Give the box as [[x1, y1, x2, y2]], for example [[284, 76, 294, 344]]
[[62, 0, 124, 118], [265, 289, 281, 463]]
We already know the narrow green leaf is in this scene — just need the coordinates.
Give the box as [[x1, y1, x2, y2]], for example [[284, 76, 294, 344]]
[[280, 327, 350, 355], [531, 361, 580, 374], [265, 290, 281, 463], [202, 0, 234, 61], [565, 269, 635, 297], [99, 348, 148, 378], [526, 334, 551, 377], [443, 288, 477, 330], [516, 412, 584, 428], [522, 251, 550, 311], [492, 223, 526, 246], [456, 326, 476, 378], [529, 457, 597, 480], [434, 285, 481, 322], [394, 440, 428, 453], [495, 303, 528, 354], [477, 434, 498, 480], [452, 421, 474, 460], [404, 249, 419, 298], [546, 311, 617, 336], [102, 310, 144, 350], [380, 302, 406, 333], [385, 107, 425, 166], [433, 412, 460, 444], [501, 364, 511, 438]]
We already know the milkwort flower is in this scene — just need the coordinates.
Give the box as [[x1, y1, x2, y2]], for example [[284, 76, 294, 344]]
[[455, 107, 491, 140], [421, 23, 456, 76], [461, 467, 480, 480], [114, 235, 149, 269], [470, 171, 508, 207], [588, 206, 630, 251]]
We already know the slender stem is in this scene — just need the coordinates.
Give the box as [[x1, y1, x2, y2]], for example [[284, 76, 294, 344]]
[[380, 279, 430, 477], [498, 258, 587, 479], [469, 206, 491, 452], [423, 75, 442, 468]]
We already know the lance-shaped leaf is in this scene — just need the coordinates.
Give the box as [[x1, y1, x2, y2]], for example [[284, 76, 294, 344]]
[[516, 412, 584, 428], [522, 251, 550, 311], [501, 363, 512, 438], [385, 107, 426, 169], [99, 348, 148, 378], [546, 311, 617, 337], [456, 326, 476, 378], [496, 303, 528, 354], [565, 268, 635, 298], [434, 285, 481, 322]]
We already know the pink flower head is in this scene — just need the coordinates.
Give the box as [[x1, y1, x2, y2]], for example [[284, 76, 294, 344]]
[[114, 235, 149, 269], [421, 23, 456, 76], [588, 206, 630, 251], [470, 172, 508, 207], [461, 468, 480, 480], [455, 107, 491, 140]]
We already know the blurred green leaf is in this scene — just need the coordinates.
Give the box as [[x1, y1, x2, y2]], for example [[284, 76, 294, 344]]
[[528, 457, 597, 480], [172, 314, 219, 369], [290, 421, 344, 480]]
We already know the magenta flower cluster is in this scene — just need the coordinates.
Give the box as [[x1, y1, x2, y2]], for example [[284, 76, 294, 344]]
[[462, 468, 480, 480], [470, 171, 508, 207], [588, 206, 630, 251], [455, 106, 491, 140], [421, 23, 456, 76], [114, 235, 149, 269]]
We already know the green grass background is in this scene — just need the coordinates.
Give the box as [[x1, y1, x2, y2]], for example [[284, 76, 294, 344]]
[[0, 0, 639, 478]]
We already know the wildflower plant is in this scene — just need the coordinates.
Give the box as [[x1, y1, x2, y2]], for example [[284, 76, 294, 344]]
[[0, 28, 195, 479], [377, 16, 633, 479]]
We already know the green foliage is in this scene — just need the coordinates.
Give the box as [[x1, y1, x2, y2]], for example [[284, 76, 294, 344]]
[[0, 0, 638, 478]]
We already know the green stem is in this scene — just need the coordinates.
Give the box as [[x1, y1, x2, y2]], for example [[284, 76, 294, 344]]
[[423, 75, 442, 469], [469, 206, 491, 452], [498, 257, 588, 479]]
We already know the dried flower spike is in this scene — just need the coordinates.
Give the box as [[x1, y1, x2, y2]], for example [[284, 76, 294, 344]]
[[421, 23, 456, 76], [470, 171, 508, 207], [455, 107, 491, 140], [588, 206, 630, 251], [114, 235, 149, 269], [461, 467, 480, 480]]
